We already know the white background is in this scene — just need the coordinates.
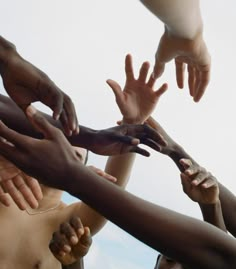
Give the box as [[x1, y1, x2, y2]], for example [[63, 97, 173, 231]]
[[1, 1, 236, 268]]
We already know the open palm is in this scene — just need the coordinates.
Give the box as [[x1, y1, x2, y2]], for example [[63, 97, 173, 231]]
[[107, 54, 168, 124]]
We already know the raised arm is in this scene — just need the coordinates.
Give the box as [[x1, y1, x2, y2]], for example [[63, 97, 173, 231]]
[[78, 54, 167, 235], [140, 0, 210, 102], [0, 36, 78, 134], [0, 112, 236, 269], [0, 94, 166, 157], [146, 117, 236, 236], [180, 159, 226, 232]]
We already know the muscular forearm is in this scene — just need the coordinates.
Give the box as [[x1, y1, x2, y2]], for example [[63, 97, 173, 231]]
[[63, 162, 236, 269], [0, 94, 96, 148], [140, 0, 203, 39]]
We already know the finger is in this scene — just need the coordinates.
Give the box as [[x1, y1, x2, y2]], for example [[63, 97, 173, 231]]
[[180, 172, 191, 193], [59, 110, 72, 137], [13, 174, 39, 209], [60, 222, 78, 245], [140, 138, 161, 152], [51, 232, 71, 253], [138, 61, 150, 83], [187, 65, 196, 97], [154, 83, 168, 98], [175, 59, 186, 89], [2, 179, 27, 210], [24, 175, 43, 201], [142, 125, 167, 146], [90, 167, 117, 182], [201, 176, 217, 188], [0, 185, 11, 207], [179, 159, 192, 170], [116, 134, 140, 146], [46, 86, 63, 121], [0, 155, 16, 169], [147, 73, 156, 88], [0, 121, 29, 149], [106, 79, 124, 104], [194, 69, 210, 102], [70, 216, 84, 237], [130, 146, 150, 157], [191, 171, 209, 186], [62, 94, 78, 134], [125, 54, 135, 80], [79, 227, 92, 249], [153, 60, 165, 79], [26, 106, 58, 139], [49, 239, 66, 257], [0, 166, 20, 181]]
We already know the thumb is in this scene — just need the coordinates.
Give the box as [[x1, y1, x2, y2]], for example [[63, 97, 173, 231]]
[[153, 59, 165, 79], [26, 106, 55, 139], [106, 79, 124, 103], [180, 172, 191, 193]]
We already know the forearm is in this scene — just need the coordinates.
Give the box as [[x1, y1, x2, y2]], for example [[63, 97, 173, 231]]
[[0, 36, 16, 68], [79, 152, 136, 235], [153, 119, 227, 232], [140, 0, 203, 39], [62, 259, 84, 269], [218, 182, 236, 237], [199, 201, 227, 232], [65, 162, 236, 269], [0, 94, 96, 148]]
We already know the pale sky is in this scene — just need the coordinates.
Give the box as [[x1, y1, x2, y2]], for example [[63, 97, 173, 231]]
[[1, 1, 236, 268]]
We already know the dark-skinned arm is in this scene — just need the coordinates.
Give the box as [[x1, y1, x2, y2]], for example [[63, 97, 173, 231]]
[[146, 117, 227, 231], [0, 94, 166, 157], [0, 111, 236, 269]]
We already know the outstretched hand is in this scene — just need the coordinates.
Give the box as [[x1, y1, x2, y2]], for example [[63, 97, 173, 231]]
[[107, 54, 168, 124], [153, 29, 211, 102], [0, 44, 78, 135]]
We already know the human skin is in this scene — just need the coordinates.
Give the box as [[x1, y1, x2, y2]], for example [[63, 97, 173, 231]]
[[140, 0, 211, 102], [0, 110, 236, 269], [0, 36, 79, 135]]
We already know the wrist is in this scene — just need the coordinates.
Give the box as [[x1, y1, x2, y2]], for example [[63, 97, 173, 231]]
[[122, 117, 144, 125], [199, 198, 220, 208], [0, 36, 16, 70]]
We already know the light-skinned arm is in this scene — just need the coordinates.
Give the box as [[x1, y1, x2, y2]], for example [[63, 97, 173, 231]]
[[78, 54, 168, 235], [140, 0, 210, 102]]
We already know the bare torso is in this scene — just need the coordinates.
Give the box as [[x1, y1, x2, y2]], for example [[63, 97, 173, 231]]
[[0, 195, 81, 269]]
